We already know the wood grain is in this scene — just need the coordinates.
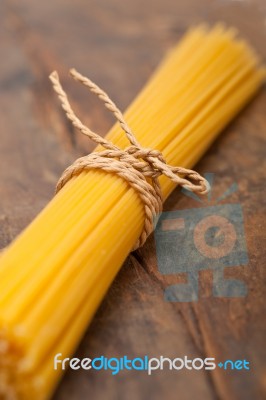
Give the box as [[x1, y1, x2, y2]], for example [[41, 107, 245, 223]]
[[0, 0, 265, 399]]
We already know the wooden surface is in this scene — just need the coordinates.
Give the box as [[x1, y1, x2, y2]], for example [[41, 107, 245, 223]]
[[0, 0, 266, 399]]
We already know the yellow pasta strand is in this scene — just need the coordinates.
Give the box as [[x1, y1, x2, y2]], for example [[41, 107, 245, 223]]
[[0, 25, 265, 399]]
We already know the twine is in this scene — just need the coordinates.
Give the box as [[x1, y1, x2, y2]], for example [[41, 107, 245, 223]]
[[49, 69, 209, 250]]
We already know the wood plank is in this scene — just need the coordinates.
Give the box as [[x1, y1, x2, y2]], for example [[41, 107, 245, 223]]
[[0, 1, 265, 399]]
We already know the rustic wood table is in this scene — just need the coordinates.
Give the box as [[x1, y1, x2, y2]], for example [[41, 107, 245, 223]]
[[0, 1, 265, 399]]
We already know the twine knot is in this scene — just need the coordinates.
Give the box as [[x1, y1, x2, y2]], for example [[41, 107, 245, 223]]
[[49, 68, 209, 250]]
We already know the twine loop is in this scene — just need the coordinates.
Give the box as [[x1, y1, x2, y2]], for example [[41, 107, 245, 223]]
[[49, 68, 209, 249]]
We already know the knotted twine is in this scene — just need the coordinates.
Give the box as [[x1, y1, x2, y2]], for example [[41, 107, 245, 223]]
[[49, 69, 209, 250]]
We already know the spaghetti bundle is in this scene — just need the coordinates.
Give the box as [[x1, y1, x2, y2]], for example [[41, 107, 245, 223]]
[[0, 25, 264, 399]]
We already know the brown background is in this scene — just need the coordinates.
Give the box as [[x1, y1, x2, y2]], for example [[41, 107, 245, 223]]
[[0, 0, 266, 399]]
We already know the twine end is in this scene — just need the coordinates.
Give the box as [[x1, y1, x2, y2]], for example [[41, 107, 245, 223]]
[[183, 178, 210, 196], [198, 179, 210, 196], [49, 71, 59, 83], [69, 68, 77, 77]]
